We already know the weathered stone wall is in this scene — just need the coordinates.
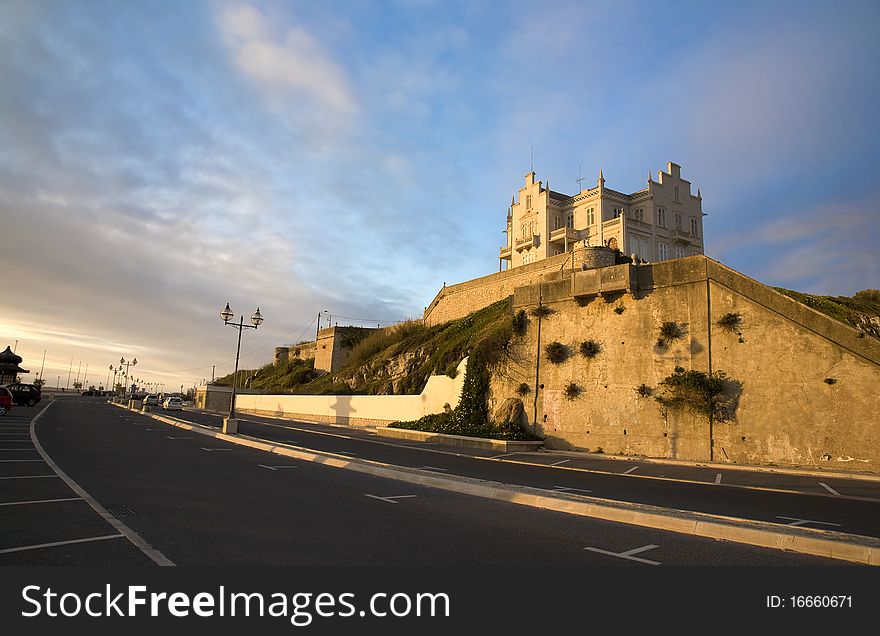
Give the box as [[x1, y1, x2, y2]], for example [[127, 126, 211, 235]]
[[314, 326, 377, 373], [424, 246, 615, 326], [490, 256, 880, 472]]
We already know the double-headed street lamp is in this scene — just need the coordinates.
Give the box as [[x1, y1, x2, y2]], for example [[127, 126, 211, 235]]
[[219, 302, 263, 434]]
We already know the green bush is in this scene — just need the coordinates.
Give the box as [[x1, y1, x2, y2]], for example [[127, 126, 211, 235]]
[[579, 340, 602, 358], [654, 366, 739, 421], [391, 353, 542, 441], [544, 341, 570, 364], [635, 384, 653, 398], [563, 382, 583, 400], [512, 309, 528, 336], [716, 313, 742, 333], [530, 305, 555, 318], [515, 382, 531, 396]]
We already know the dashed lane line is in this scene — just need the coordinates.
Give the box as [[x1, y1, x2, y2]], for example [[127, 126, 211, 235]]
[[0, 497, 83, 507], [0, 475, 60, 480], [819, 482, 840, 496], [151, 410, 880, 503], [0, 534, 124, 555]]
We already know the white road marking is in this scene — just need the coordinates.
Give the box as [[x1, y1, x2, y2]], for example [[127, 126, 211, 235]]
[[0, 459, 44, 463], [715, 473, 723, 485], [584, 544, 661, 565], [490, 453, 518, 459], [0, 534, 124, 555], [819, 482, 840, 496], [552, 486, 593, 494], [0, 475, 60, 480], [550, 459, 570, 466], [0, 497, 82, 507], [365, 494, 418, 504], [166, 436, 195, 439], [420, 466, 448, 472], [623, 466, 639, 474], [201, 448, 234, 452], [776, 516, 842, 528], [335, 450, 357, 456], [31, 401, 176, 567], [258, 464, 299, 471]]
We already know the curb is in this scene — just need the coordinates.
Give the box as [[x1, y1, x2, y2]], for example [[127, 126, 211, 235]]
[[112, 403, 880, 566]]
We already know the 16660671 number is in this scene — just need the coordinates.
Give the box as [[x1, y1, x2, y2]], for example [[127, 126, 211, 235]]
[[766, 595, 852, 608]]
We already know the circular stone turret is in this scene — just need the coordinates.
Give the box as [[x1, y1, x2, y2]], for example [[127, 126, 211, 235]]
[[574, 246, 616, 270]]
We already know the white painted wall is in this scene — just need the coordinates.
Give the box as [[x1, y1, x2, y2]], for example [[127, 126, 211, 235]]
[[234, 358, 468, 425]]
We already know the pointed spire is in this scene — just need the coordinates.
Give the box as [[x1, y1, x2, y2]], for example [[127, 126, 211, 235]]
[[647, 169, 652, 183], [511, 195, 516, 206], [507, 206, 512, 220], [546, 179, 550, 192], [697, 188, 702, 199], [598, 169, 605, 187]]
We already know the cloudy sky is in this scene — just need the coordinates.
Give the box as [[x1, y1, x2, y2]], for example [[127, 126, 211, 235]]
[[1, 0, 878, 392]]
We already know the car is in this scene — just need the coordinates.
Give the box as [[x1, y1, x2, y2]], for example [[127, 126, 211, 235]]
[[142, 394, 159, 407], [4, 383, 41, 406], [162, 396, 183, 411], [0, 387, 12, 416]]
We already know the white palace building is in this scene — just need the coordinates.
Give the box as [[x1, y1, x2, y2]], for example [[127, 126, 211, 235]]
[[500, 162, 705, 269]]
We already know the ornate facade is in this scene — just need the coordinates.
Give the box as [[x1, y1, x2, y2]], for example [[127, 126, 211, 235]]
[[500, 162, 704, 269]]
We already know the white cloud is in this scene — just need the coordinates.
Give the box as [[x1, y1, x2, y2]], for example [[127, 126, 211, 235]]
[[217, 3, 357, 133]]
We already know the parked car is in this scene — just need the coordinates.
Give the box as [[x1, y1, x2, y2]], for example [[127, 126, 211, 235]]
[[142, 394, 159, 407], [162, 396, 183, 411], [4, 383, 41, 406], [0, 387, 12, 416]]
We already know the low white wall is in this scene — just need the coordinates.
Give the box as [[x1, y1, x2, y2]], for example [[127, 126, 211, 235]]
[[234, 358, 468, 426]]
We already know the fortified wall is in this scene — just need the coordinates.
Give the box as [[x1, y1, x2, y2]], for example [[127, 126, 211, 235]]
[[274, 326, 376, 374], [424, 246, 615, 326], [488, 256, 880, 472]]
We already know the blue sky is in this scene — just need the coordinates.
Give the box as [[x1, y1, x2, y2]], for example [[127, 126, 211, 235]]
[[1, 0, 878, 390]]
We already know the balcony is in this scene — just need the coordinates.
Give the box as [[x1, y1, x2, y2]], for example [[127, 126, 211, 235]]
[[514, 234, 538, 252], [549, 227, 580, 245], [671, 229, 693, 244], [499, 246, 512, 259]]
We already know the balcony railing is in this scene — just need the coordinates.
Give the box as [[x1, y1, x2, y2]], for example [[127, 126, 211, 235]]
[[549, 227, 580, 244], [499, 246, 512, 259], [671, 229, 692, 244], [514, 235, 537, 251]]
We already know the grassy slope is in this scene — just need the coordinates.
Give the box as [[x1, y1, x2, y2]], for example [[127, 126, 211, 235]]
[[773, 288, 880, 340], [214, 300, 512, 396]]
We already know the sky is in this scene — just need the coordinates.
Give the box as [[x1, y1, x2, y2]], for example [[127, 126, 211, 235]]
[[1, 0, 878, 392]]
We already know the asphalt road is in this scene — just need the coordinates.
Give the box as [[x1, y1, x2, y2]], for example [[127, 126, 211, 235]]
[[155, 406, 880, 540], [0, 398, 846, 566]]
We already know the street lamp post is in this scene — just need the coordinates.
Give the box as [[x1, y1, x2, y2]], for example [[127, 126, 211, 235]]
[[219, 302, 263, 434], [120, 357, 137, 398]]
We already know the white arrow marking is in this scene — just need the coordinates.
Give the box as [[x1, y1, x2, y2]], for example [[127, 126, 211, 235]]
[[550, 459, 570, 466], [623, 466, 639, 474], [200, 448, 234, 452], [258, 464, 299, 471], [715, 473, 723, 485], [365, 494, 418, 504], [584, 544, 661, 565], [420, 466, 448, 472]]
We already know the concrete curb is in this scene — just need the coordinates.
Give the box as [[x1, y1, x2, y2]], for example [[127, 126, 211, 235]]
[[377, 427, 544, 452], [112, 403, 880, 565]]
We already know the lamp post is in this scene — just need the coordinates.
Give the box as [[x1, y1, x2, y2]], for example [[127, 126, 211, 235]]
[[110, 366, 118, 399], [120, 357, 137, 397], [219, 302, 263, 434]]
